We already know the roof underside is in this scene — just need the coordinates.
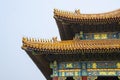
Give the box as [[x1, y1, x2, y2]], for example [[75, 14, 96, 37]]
[[54, 9, 120, 40], [25, 50, 52, 80]]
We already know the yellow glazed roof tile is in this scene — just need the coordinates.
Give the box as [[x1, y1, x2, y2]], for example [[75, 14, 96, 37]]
[[54, 9, 120, 19], [22, 37, 120, 54]]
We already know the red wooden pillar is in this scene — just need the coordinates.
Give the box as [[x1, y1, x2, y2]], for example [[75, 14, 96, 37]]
[[53, 77, 58, 80], [82, 76, 87, 80]]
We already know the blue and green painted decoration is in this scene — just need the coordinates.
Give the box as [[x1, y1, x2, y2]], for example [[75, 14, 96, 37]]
[[50, 61, 120, 77], [75, 32, 120, 40]]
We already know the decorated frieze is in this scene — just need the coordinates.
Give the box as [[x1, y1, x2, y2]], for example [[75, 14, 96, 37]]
[[59, 62, 81, 69], [74, 32, 120, 40], [87, 62, 117, 69], [51, 61, 120, 77], [58, 69, 81, 77]]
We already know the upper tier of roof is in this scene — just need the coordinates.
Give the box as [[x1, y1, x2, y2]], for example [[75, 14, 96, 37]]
[[22, 37, 120, 54], [54, 8, 120, 20], [54, 9, 120, 40]]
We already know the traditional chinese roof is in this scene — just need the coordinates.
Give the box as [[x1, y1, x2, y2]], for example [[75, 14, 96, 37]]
[[54, 9, 120, 24], [54, 9, 120, 40], [22, 9, 120, 80], [22, 37, 120, 80], [22, 37, 120, 79], [22, 38, 120, 54]]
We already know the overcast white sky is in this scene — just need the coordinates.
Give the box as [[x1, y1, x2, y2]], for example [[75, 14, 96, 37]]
[[0, 0, 120, 80]]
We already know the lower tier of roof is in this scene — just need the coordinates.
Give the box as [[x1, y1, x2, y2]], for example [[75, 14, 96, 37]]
[[22, 37, 120, 54], [22, 38, 120, 80]]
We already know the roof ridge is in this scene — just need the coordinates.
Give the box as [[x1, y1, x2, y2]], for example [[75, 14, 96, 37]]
[[54, 8, 120, 19]]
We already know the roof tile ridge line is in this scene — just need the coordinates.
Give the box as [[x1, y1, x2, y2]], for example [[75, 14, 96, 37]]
[[54, 8, 76, 15], [54, 8, 120, 17], [80, 8, 120, 15]]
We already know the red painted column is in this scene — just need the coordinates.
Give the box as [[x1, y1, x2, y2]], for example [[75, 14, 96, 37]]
[[53, 77, 58, 80], [82, 76, 87, 80]]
